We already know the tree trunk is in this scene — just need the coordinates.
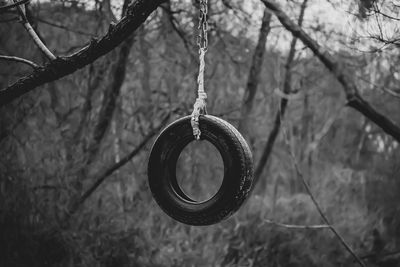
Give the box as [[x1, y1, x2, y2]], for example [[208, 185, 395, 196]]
[[253, 0, 309, 189], [238, 9, 272, 138]]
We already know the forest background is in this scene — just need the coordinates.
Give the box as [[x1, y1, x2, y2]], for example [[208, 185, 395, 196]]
[[0, 0, 400, 266]]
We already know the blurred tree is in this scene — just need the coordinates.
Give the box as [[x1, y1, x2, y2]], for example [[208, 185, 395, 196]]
[[1, 0, 400, 266]]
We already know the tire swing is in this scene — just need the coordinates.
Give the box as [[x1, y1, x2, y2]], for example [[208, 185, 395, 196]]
[[147, 0, 253, 226]]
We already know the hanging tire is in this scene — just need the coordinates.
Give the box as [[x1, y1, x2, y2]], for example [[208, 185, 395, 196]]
[[148, 115, 253, 226]]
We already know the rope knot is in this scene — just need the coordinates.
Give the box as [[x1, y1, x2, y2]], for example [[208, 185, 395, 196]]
[[191, 0, 208, 140], [191, 93, 207, 140]]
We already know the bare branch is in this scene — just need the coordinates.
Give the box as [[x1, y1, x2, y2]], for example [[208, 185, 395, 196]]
[[361, 249, 400, 260], [64, 113, 171, 220], [305, 110, 341, 155], [262, 219, 330, 229], [0, 0, 166, 107], [282, 123, 366, 267], [13, 0, 56, 60], [161, 3, 197, 62], [253, 0, 308, 186], [357, 74, 400, 99], [238, 9, 272, 135], [260, 0, 400, 143], [0, 0, 30, 13], [373, 4, 400, 21], [380, 86, 400, 98], [35, 17, 95, 36], [370, 35, 400, 47], [86, 32, 136, 165], [0, 55, 39, 68]]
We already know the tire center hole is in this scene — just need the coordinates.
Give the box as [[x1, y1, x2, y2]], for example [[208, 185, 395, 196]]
[[176, 140, 224, 202]]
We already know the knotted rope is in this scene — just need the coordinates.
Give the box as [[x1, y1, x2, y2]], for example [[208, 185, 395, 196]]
[[191, 0, 208, 140]]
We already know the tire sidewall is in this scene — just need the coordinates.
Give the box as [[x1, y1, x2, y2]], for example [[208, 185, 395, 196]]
[[148, 115, 253, 225]]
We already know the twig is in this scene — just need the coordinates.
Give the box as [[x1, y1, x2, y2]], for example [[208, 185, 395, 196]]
[[360, 249, 400, 259], [161, 3, 197, 62], [237, 8, 272, 134], [64, 113, 171, 220], [305, 109, 341, 155], [0, 0, 165, 107], [262, 219, 330, 229], [253, 0, 308, 186], [0, 55, 39, 68], [281, 119, 366, 267], [356, 73, 400, 99], [260, 0, 400, 143], [85, 31, 136, 166], [373, 4, 400, 21], [380, 87, 400, 98], [35, 17, 95, 36], [292, 158, 366, 267], [0, 0, 30, 13], [13, 0, 56, 60]]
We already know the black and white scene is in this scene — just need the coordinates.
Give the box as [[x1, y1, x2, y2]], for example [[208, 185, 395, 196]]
[[1, 0, 400, 266]]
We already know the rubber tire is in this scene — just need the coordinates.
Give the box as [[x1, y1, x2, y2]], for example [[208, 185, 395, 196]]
[[148, 115, 253, 226]]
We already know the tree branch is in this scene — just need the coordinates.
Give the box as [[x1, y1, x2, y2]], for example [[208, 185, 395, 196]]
[[35, 17, 95, 36], [161, 2, 197, 62], [0, 0, 30, 13], [0, 55, 39, 68], [65, 113, 171, 220], [238, 9, 272, 135], [373, 4, 400, 21], [305, 110, 340, 155], [262, 219, 330, 229], [253, 0, 308, 186], [86, 32, 136, 166], [0, 0, 165, 107], [283, 123, 366, 267], [260, 0, 400, 143], [13, 0, 56, 60], [360, 249, 400, 260], [84, 0, 136, 166]]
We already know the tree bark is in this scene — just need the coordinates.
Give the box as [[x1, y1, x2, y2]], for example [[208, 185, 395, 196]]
[[237, 9, 272, 136], [86, 33, 136, 165], [64, 113, 170, 221], [0, 0, 165, 107], [261, 0, 400, 143], [253, 0, 308, 187]]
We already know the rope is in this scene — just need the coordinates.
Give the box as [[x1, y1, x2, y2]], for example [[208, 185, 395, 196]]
[[191, 0, 208, 140], [191, 49, 207, 139]]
